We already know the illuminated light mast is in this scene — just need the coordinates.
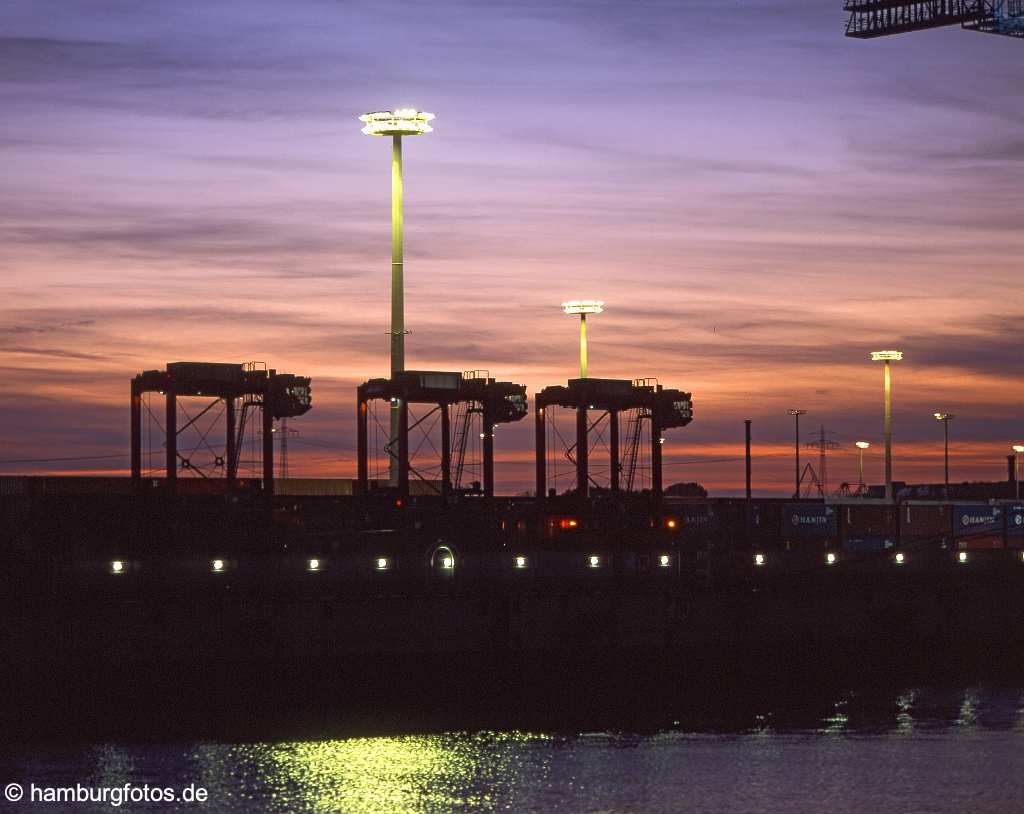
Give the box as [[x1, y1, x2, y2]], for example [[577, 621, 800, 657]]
[[562, 300, 604, 378], [359, 108, 435, 484], [787, 409, 807, 498], [855, 441, 870, 493], [870, 350, 903, 501], [933, 412, 956, 494]]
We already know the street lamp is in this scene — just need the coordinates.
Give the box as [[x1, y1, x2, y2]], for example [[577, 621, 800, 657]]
[[787, 409, 807, 498], [562, 300, 604, 378], [359, 108, 435, 484], [870, 350, 903, 501], [1014, 445, 1024, 501], [855, 441, 870, 493], [933, 412, 955, 494]]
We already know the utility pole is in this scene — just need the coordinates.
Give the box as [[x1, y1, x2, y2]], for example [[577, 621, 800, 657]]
[[787, 409, 806, 498], [933, 413, 955, 495], [744, 419, 752, 499]]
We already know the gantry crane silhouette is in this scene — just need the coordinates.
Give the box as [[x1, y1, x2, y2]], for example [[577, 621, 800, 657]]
[[845, 0, 1024, 38]]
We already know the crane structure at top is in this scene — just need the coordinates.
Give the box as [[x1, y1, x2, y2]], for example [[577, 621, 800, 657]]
[[845, 0, 1024, 38]]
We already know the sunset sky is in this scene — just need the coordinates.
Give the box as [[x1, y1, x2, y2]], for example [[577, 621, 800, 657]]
[[1, 0, 1022, 496]]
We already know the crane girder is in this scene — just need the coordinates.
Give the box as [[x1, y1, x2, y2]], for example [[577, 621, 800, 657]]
[[844, 0, 1024, 38]]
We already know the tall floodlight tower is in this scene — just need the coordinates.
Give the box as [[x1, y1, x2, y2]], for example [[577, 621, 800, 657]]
[[359, 108, 435, 483], [870, 350, 903, 501], [787, 409, 807, 498], [933, 412, 956, 494], [562, 300, 604, 378], [855, 441, 870, 493]]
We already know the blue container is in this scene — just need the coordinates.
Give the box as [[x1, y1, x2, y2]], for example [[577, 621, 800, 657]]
[[678, 503, 715, 531], [842, 536, 895, 554], [953, 505, 1004, 548], [953, 505, 1002, 536], [783, 504, 837, 538], [1006, 505, 1024, 543]]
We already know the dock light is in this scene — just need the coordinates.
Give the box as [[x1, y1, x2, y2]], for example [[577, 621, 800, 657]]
[[562, 300, 604, 378], [441, 555, 454, 569], [375, 556, 391, 571], [958, 551, 968, 564], [588, 555, 602, 568], [826, 552, 837, 566], [211, 559, 225, 573], [659, 554, 671, 568], [514, 555, 528, 569], [359, 108, 435, 485], [754, 553, 766, 567], [666, 518, 677, 529], [870, 350, 903, 500], [307, 558, 321, 572], [111, 560, 124, 574], [895, 552, 905, 565], [1020, 551, 1024, 564]]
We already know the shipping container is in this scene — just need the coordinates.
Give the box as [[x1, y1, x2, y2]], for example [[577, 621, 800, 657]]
[[838, 503, 899, 538], [750, 501, 784, 550], [745, 503, 782, 548], [662, 501, 717, 537], [899, 502, 952, 541], [680, 502, 716, 530], [0, 476, 28, 496], [699, 500, 782, 552], [842, 536, 896, 554], [953, 504, 1004, 549], [782, 503, 837, 538], [276, 479, 364, 497], [1005, 504, 1024, 547]]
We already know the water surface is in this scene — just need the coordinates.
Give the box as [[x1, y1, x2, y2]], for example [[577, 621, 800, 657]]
[[4, 686, 1024, 813]]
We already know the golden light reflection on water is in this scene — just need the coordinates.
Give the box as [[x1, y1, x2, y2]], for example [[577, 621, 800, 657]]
[[194, 731, 547, 813], [895, 689, 916, 735]]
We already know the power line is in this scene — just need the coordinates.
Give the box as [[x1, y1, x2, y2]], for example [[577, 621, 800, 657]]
[[665, 451, 791, 467], [0, 454, 128, 464], [288, 437, 353, 450]]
